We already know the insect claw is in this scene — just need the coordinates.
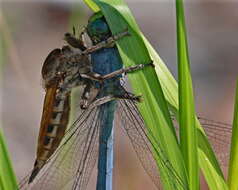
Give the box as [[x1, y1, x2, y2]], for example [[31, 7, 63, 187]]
[[72, 26, 75, 35], [147, 60, 155, 68], [64, 32, 72, 42], [123, 27, 131, 36], [80, 100, 89, 109]]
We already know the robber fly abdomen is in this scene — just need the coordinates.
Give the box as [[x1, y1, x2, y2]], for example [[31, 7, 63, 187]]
[[29, 86, 71, 183]]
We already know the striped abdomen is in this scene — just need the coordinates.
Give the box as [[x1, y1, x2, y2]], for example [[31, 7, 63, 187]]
[[29, 86, 70, 183]]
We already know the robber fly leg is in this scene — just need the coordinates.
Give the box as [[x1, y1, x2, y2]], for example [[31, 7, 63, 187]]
[[80, 82, 92, 109], [64, 32, 87, 51], [80, 80, 100, 109], [80, 72, 104, 82]]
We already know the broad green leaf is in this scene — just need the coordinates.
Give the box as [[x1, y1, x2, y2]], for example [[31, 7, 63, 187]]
[[138, 10, 228, 190], [199, 149, 228, 190], [228, 80, 238, 190], [83, 0, 228, 189], [143, 28, 228, 190], [176, 0, 199, 189], [85, 0, 188, 189]]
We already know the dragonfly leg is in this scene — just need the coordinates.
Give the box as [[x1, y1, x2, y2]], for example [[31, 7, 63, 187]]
[[56, 73, 85, 98], [86, 93, 141, 109], [114, 86, 142, 102], [81, 62, 154, 83], [64, 28, 129, 54], [114, 93, 142, 102], [80, 72, 103, 82], [101, 61, 154, 80], [82, 29, 130, 54]]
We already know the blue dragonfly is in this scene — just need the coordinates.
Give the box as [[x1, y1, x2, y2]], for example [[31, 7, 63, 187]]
[[19, 13, 232, 190]]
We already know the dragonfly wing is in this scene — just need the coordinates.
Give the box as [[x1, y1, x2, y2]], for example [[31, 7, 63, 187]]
[[172, 114, 232, 167], [198, 117, 231, 166], [117, 99, 187, 190], [19, 106, 101, 190]]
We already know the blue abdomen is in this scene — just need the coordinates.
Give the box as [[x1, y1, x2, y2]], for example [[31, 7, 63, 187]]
[[91, 47, 122, 190]]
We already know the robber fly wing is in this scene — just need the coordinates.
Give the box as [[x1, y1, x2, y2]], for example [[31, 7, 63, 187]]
[[117, 99, 188, 190], [19, 106, 101, 190]]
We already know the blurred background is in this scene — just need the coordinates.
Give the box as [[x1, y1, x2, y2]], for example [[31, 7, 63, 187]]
[[1, 0, 238, 189]]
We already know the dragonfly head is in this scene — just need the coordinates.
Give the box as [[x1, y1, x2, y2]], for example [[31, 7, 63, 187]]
[[86, 12, 111, 44]]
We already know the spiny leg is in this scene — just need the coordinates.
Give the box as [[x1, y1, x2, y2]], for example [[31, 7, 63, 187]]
[[80, 80, 100, 109], [56, 73, 85, 99], [81, 62, 154, 83], [85, 63, 153, 106], [100, 62, 154, 80], [64, 33, 87, 51], [64, 28, 129, 54], [85, 91, 142, 109], [82, 29, 130, 54]]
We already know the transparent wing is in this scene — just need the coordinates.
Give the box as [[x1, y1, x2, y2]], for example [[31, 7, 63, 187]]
[[19, 106, 101, 190], [197, 117, 231, 166], [117, 99, 188, 190], [18, 95, 232, 190], [171, 113, 232, 167]]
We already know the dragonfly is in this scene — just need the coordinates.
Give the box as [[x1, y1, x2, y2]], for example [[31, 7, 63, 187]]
[[19, 13, 232, 190]]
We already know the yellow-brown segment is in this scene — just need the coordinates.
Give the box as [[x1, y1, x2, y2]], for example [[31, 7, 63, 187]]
[[29, 86, 70, 183]]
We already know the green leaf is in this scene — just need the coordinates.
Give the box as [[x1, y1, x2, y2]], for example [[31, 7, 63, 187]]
[[228, 79, 238, 190], [143, 37, 227, 189], [83, 0, 228, 189], [199, 148, 228, 190], [84, 0, 188, 189], [83, 0, 100, 12], [176, 0, 199, 189], [0, 12, 18, 190], [0, 129, 18, 190], [138, 6, 227, 190]]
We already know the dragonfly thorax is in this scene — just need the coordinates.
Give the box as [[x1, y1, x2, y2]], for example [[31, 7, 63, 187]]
[[87, 15, 111, 44]]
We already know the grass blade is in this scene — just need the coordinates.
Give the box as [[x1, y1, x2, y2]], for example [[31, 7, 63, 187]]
[[176, 0, 199, 189], [228, 79, 238, 190], [0, 129, 18, 190]]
